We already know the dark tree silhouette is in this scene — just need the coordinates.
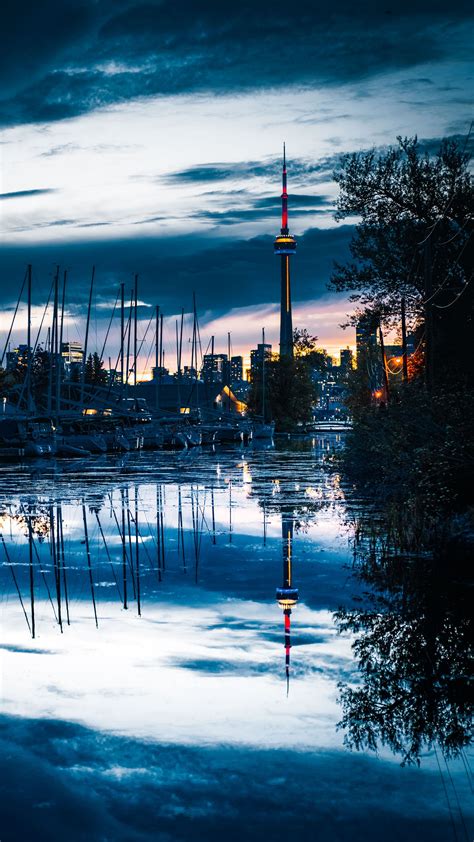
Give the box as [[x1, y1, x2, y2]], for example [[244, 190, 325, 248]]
[[247, 329, 325, 431], [84, 352, 107, 386], [330, 136, 474, 385], [336, 531, 472, 766]]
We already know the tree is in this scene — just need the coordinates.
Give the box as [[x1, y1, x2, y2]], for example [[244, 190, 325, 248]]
[[247, 328, 321, 431], [336, 533, 472, 765], [84, 352, 107, 386], [330, 136, 474, 385]]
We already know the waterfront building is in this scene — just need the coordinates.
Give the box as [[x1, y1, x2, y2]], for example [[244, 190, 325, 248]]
[[356, 316, 382, 395], [274, 144, 296, 358], [230, 355, 243, 382], [61, 341, 84, 367], [340, 347, 354, 374], [250, 343, 272, 382], [356, 318, 378, 369], [202, 353, 227, 383], [151, 365, 170, 381], [182, 365, 198, 381], [6, 344, 29, 372]]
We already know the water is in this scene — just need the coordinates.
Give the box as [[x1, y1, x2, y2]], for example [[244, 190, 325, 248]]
[[0, 438, 472, 841]]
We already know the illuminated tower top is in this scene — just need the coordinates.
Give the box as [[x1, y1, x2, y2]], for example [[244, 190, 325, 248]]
[[274, 143, 297, 256], [276, 518, 299, 695]]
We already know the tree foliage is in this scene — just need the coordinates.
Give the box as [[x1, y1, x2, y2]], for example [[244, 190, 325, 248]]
[[336, 529, 472, 765], [330, 136, 474, 343], [84, 352, 107, 386], [247, 329, 323, 431]]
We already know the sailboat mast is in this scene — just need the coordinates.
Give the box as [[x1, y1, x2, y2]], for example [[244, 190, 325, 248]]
[[227, 332, 231, 413], [82, 502, 98, 628], [135, 485, 141, 616], [155, 305, 160, 411], [120, 282, 125, 398], [26, 264, 32, 415], [80, 266, 95, 410], [28, 514, 35, 639], [179, 308, 184, 376], [57, 270, 67, 421], [211, 335, 215, 386], [262, 327, 266, 423], [48, 266, 59, 416], [133, 274, 138, 393]]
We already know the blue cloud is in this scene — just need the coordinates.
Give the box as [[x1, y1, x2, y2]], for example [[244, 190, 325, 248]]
[[0, 714, 466, 841], [0, 189, 57, 200]]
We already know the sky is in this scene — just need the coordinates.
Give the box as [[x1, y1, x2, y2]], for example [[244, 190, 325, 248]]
[[1, 0, 473, 372]]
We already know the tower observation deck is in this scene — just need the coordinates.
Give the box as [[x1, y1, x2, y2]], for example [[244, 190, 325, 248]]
[[274, 144, 296, 358]]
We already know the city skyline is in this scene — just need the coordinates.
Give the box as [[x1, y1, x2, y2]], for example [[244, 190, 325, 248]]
[[1, 1, 472, 367]]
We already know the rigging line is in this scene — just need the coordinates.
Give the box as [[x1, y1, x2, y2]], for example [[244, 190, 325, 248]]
[[142, 326, 157, 377], [99, 288, 120, 363], [19, 504, 58, 622], [136, 489, 160, 552], [460, 751, 474, 794], [434, 744, 459, 842], [17, 277, 55, 408], [94, 511, 123, 602], [443, 754, 470, 842], [0, 267, 28, 366], [128, 310, 154, 377], [104, 305, 133, 401], [127, 508, 156, 571], [0, 533, 31, 633], [461, 749, 473, 777]]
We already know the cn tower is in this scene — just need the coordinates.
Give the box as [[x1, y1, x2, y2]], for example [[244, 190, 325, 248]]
[[274, 143, 296, 358]]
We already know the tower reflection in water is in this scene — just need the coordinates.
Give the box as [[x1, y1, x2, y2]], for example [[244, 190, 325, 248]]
[[276, 516, 298, 696]]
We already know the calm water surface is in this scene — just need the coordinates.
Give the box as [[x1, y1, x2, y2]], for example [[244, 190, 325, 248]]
[[0, 438, 472, 841]]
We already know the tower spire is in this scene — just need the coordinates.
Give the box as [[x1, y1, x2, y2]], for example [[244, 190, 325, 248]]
[[281, 142, 288, 234]]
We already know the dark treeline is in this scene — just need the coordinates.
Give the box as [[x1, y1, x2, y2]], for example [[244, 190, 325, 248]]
[[330, 135, 473, 767], [336, 510, 472, 767], [330, 134, 474, 551]]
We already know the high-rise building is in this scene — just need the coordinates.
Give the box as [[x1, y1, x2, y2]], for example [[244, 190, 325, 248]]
[[230, 355, 243, 382], [340, 347, 354, 374], [61, 341, 84, 367], [201, 353, 227, 383], [6, 345, 29, 371], [274, 144, 296, 358], [356, 318, 378, 369], [250, 343, 272, 382]]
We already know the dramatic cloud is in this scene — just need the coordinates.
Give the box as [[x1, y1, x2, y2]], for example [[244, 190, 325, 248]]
[[0, 714, 466, 841], [0, 225, 353, 315], [0, 189, 57, 200], [1, 1, 472, 126]]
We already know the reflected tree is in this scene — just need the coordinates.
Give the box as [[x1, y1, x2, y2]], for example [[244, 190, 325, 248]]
[[336, 539, 472, 765]]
